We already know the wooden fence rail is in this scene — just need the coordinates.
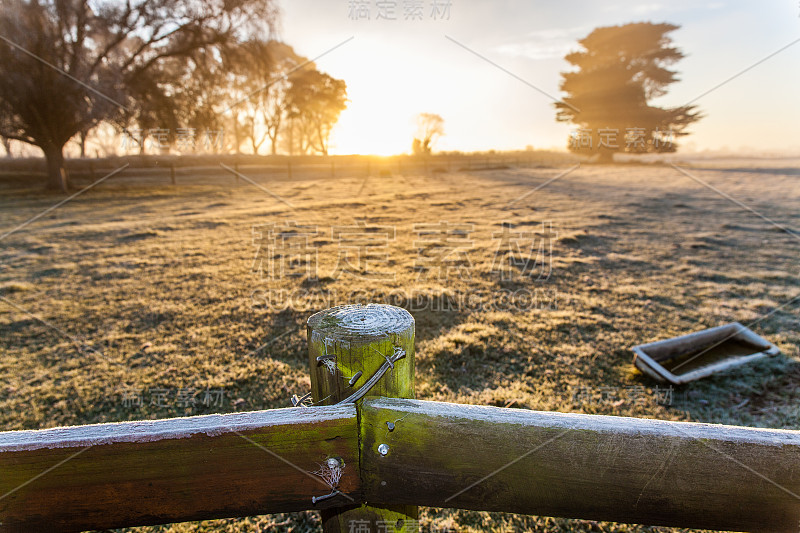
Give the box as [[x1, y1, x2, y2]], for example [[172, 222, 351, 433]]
[[360, 397, 800, 533], [0, 405, 358, 532], [1, 304, 799, 532], [2, 398, 799, 532]]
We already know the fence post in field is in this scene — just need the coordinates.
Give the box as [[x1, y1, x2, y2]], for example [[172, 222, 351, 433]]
[[307, 304, 418, 533], [170, 162, 176, 185], [288, 157, 293, 179]]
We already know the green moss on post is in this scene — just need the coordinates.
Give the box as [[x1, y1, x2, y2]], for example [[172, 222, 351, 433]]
[[307, 304, 418, 533]]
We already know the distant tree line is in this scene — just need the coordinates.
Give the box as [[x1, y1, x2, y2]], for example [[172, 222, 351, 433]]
[[0, 0, 347, 191]]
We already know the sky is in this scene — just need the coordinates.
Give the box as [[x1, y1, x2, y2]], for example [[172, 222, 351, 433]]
[[277, 0, 800, 156]]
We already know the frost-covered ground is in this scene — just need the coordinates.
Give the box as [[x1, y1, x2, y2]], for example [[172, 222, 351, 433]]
[[1, 157, 798, 532]]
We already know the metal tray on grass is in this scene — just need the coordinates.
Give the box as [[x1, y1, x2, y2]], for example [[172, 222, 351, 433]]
[[632, 322, 780, 385]]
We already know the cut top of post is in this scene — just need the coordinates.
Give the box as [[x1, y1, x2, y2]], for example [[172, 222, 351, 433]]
[[307, 304, 415, 405], [307, 304, 414, 344]]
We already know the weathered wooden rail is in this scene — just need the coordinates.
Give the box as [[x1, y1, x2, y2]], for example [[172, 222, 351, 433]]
[[1, 304, 799, 532], [361, 398, 800, 532], [0, 405, 359, 531]]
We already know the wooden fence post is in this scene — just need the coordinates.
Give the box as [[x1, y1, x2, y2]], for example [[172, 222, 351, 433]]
[[288, 157, 293, 179], [170, 162, 176, 185], [307, 304, 418, 533]]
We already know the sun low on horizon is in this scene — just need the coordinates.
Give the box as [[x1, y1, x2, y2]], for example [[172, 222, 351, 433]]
[[309, 28, 574, 156], [314, 30, 489, 156], [282, 0, 800, 156], [328, 97, 417, 156]]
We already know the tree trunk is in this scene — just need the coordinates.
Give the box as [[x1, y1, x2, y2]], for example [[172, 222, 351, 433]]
[[597, 149, 615, 164], [1, 137, 12, 158], [233, 115, 241, 155], [289, 118, 294, 156], [42, 143, 68, 192], [79, 130, 87, 158]]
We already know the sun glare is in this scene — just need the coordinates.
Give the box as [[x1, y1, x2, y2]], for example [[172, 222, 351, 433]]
[[329, 106, 412, 156], [318, 35, 445, 156]]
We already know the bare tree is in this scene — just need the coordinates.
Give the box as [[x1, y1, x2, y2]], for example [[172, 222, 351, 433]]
[[227, 39, 278, 155], [262, 42, 307, 155], [72, 125, 95, 158], [413, 113, 445, 155], [286, 69, 347, 156], [0, 0, 277, 191]]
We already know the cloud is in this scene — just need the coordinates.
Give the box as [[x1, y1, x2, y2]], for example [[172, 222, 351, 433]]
[[493, 26, 589, 60], [604, 1, 725, 14], [494, 42, 575, 60], [632, 3, 665, 14]]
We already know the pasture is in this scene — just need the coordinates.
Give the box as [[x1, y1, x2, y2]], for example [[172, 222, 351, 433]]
[[1, 156, 798, 532]]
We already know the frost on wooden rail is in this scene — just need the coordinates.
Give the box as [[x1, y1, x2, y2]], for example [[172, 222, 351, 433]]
[[0, 404, 359, 533], [360, 397, 800, 533]]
